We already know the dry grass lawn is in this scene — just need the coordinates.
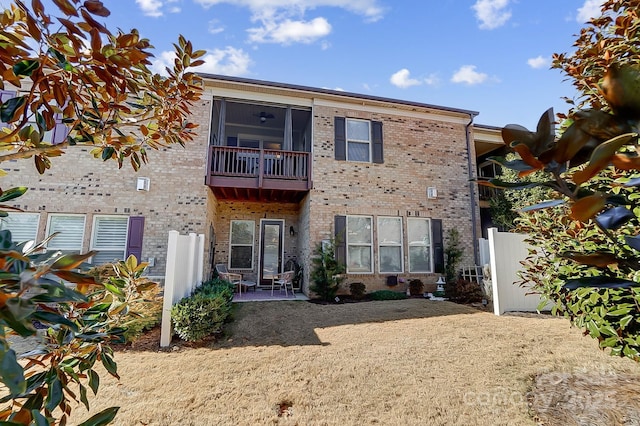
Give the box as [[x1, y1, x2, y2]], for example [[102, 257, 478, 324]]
[[64, 299, 640, 425]]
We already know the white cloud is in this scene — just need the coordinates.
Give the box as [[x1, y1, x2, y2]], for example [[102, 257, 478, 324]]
[[451, 65, 488, 85], [168, 6, 181, 13], [390, 69, 421, 89], [527, 55, 550, 69], [576, 0, 602, 23], [208, 19, 225, 34], [472, 0, 511, 30], [194, 0, 385, 22], [248, 17, 331, 44], [424, 73, 441, 87], [194, 0, 384, 45], [135, 0, 164, 17], [150, 47, 252, 77]]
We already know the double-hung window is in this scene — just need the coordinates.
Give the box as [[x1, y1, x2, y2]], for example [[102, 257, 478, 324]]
[[90, 215, 129, 264], [407, 218, 432, 273], [0, 213, 39, 243], [334, 117, 383, 163], [346, 119, 371, 162], [346, 216, 373, 273], [229, 220, 255, 269], [47, 214, 85, 254], [378, 217, 403, 273]]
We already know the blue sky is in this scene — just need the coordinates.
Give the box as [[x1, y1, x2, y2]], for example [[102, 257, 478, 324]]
[[21, 0, 607, 128]]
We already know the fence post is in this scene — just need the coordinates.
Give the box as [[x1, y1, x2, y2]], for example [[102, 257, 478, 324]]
[[160, 230, 179, 347], [196, 233, 205, 285]]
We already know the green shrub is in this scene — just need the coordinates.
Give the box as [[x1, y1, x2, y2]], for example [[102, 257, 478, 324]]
[[171, 291, 232, 342], [194, 278, 235, 301], [369, 290, 408, 301], [310, 240, 345, 302], [349, 282, 366, 299], [408, 279, 424, 296]]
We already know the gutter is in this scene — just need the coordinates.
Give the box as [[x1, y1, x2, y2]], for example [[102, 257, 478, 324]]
[[465, 115, 480, 265]]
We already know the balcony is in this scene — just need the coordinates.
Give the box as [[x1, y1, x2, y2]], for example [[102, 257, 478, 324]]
[[205, 146, 311, 203]]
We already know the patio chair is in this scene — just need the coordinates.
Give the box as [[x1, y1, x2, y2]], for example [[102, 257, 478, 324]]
[[271, 270, 295, 297], [215, 264, 256, 296]]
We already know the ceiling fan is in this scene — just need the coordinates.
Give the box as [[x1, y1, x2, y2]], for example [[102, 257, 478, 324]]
[[253, 111, 275, 123]]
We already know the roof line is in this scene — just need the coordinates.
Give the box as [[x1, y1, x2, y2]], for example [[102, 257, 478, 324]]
[[197, 73, 479, 117]]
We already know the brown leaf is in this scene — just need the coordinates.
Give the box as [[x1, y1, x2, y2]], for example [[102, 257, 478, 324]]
[[83, 0, 110, 17], [80, 8, 109, 34], [570, 194, 607, 222], [52, 0, 78, 16]]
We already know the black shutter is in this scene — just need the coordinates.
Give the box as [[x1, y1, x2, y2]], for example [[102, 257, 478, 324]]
[[431, 219, 444, 274], [334, 117, 346, 161], [126, 216, 145, 260], [372, 121, 383, 163], [334, 215, 346, 265]]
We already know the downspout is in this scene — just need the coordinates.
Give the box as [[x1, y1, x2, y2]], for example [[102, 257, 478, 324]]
[[465, 114, 480, 265]]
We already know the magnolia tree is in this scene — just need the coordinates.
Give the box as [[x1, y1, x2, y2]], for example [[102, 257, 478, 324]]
[[0, 0, 203, 424], [480, 0, 640, 361]]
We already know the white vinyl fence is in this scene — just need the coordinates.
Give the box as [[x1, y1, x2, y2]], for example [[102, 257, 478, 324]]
[[486, 228, 549, 315], [160, 231, 205, 347]]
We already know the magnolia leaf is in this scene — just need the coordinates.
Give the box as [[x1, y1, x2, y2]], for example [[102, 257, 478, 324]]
[[520, 199, 565, 212], [31, 311, 78, 331], [625, 235, 640, 252], [51, 251, 97, 270], [0, 187, 27, 203], [12, 60, 40, 77], [572, 133, 638, 185], [563, 276, 639, 290], [77, 406, 120, 426], [84, 0, 110, 17], [612, 154, 640, 171], [0, 96, 26, 123], [561, 251, 619, 267], [570, 194, 606, 222], [595, 206, 635, 230], [487, 156, 537, 172], [0, 347, 26, 396], [100, 354, 119, 379], [510, 141, 545, 171], [476, 178, 547, 190]]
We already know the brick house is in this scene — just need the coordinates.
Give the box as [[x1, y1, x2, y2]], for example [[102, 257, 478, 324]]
[[0, 75, 501, 294]]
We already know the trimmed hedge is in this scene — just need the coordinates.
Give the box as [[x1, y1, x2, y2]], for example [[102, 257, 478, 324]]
[[369, 290, 408, 301], [171, 281, 234, 342]]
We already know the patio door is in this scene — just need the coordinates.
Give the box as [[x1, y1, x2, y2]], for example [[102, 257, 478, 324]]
[[259, 219, 284, 285]]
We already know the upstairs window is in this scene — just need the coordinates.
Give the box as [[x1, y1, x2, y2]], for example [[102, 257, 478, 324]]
[[334, 117, 383, 163], [346, 119, 371, 162]]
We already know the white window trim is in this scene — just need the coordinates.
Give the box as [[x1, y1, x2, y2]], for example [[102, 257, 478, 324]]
[[0, 212, 40, 243], [229, 220, 255, 270], [346, 215, 373, 274], [346, 118, 371, 163], [407, 217, 433, 273], [377, 216, 404, 274], [89, 215, 130, 264], [46, 213, 86, 252]]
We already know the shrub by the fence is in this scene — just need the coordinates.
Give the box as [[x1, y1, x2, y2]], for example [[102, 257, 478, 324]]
[[171, 281, 234, 342]]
